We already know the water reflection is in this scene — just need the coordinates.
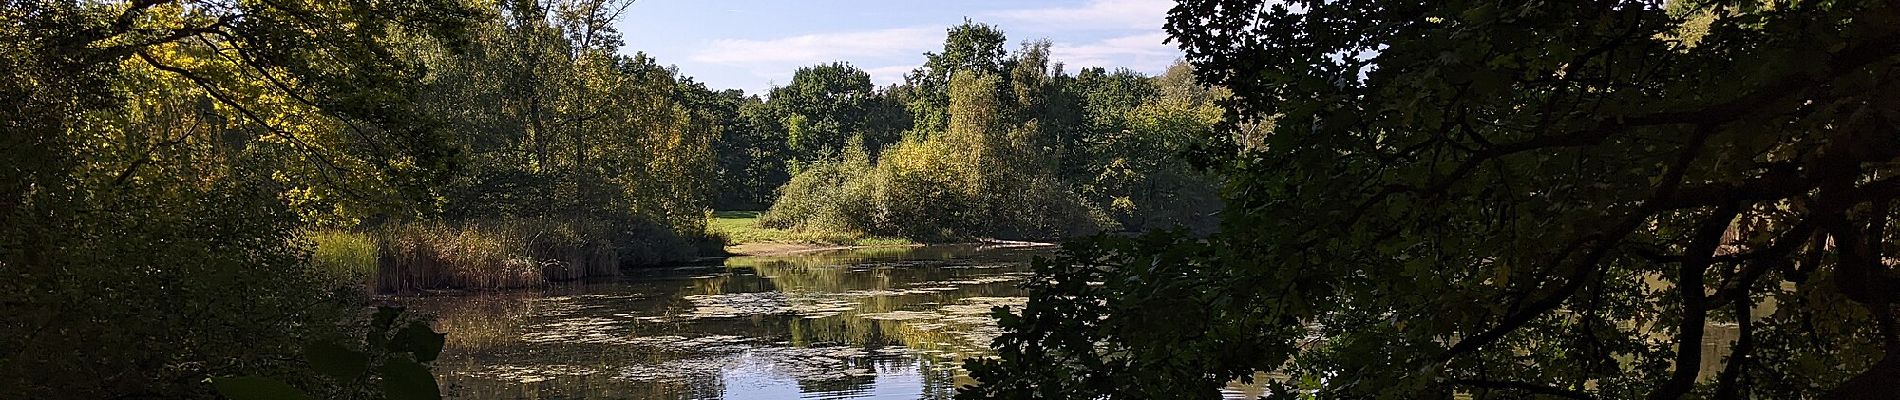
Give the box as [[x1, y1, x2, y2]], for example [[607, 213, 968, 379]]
[[405, 244, 1047, 399], [412, 244, 1745, 399]]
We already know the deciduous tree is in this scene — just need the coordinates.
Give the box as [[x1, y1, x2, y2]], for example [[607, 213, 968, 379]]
[[966, 0, 1900, 399]]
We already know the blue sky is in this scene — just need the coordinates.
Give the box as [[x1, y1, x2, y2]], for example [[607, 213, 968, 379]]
[[612, 0, 1182, 94]]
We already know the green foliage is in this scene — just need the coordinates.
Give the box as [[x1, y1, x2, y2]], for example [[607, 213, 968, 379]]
[[706, 62, 912, 211], [213, 306, 450, 400], [966, 0, 1900, 399], [765, 69, 1109, 241], [771, 62, 911, 162], [763, 25, 1223, 242], [760, 136, 881, 234], [718, 96, 793, 209], [710, 210, 912, 247], [421, 0, 716, 244], [700, 88, 783, 210], [904, 20, 1012, 133], [0, 1, 1222, 398], [1074, 62, 1224, 233], [962, 232, 1256, 400], [311, 230, 381, 283], [1, 0, 478, 397], [1071, 67, 1159, 146], [3, 0, 717, 397]]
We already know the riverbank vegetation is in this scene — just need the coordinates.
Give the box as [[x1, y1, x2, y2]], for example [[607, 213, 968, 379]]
[[753, 23, 1226, 241], [3, 0, 493, 396], [4, 0, 1219, 395], [8, 0, 702, 397], [710, 211, 911, 250], [322, 220, 647, 294]]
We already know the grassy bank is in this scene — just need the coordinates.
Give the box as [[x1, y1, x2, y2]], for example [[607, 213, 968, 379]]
[[710, 211, 912, 254]]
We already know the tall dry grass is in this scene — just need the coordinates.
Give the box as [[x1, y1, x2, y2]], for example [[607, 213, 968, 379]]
[[373, 220, 619, 293], [307, 219, 634, 294]]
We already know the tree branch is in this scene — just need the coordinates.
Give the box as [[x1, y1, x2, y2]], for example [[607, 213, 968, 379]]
[[134, 50, 353, 184], [1713, 292, 1755, 400], [1650, 203, 1741, 400], [1440, 124, 1720, 362]]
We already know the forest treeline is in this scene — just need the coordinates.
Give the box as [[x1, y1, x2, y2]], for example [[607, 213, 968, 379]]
[[1, 0, 1217, 397], [743, 23, 1225, 241]]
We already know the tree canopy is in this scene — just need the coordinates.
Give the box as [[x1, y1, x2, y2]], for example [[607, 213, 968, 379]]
[[2, 0, 721, 396], [3, 0, 482, 396], [768, 62, 908, 162], [964, 0, 1900, 399], [760, 24, 1223, 241]]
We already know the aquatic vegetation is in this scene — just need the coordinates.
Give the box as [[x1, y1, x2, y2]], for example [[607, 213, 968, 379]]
[[405, 245, 1043, 398]]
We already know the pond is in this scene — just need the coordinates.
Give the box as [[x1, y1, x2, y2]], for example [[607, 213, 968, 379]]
[[402, 244, 1060, 399], [401, 243, 1744, 399]]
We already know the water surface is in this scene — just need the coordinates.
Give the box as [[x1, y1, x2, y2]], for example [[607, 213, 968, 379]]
[[405, 245, 1049, 399], [404, 243, 1742, 399]]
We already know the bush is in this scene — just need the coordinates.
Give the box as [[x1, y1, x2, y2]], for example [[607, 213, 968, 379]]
[[759, 138, 878, 233], [1, 167, 366, 398], [764, 135, 1106, 242], [614, 218, 716, 265]]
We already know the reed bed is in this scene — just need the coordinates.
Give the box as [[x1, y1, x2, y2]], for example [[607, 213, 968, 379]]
[[308, 219, 630, 294], [309, 230, 380, 283]]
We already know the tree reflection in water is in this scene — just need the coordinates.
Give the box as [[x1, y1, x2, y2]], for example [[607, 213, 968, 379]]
[[407, 244, 1046, 399]]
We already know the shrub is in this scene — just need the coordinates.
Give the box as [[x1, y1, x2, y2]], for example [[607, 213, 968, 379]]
[[760, 137, 877, 233], [765, 136, 1106, 242], [2, 167, 366, 398]]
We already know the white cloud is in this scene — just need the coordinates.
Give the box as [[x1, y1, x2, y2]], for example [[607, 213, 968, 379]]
[[675, 1, 1186, 92], [863, 65, 918, 87], [688, 27, 941, 65], [991, 0, 1182, 74], [988, 0, 1174, 31], [1049, 32, 1179, 73]]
